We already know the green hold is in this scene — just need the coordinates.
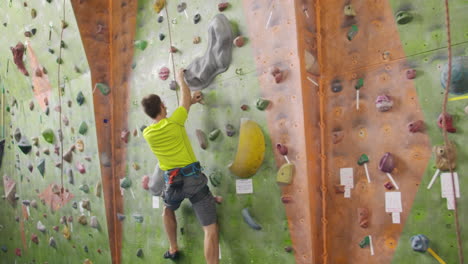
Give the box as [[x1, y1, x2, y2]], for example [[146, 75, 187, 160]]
[[37, 159, 45, 177], [79, 184, 90, 193], [359, 236, 370, 248], [134, 40, 148, 51], [56, 58, 63, 64], [96, 83, 110, 96], [78, 122, 88, 135], [357, 154, 369, 165], [208, 129, 220, 141], [120, 177, 132, 189], [256, 98, 270, 111], [355, 78, 364, 90], [395, 11, 413, 25], [347, 25, 358, 41], [42, 129, 55, 144], [76, 91, 85, 105]]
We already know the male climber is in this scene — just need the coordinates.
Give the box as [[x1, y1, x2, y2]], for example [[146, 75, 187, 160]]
[[141, 68, 220, 264]]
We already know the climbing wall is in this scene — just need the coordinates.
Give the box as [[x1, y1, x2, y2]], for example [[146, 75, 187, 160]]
[[315, 0, 468, 263], [119, 0, 296, 263], [0, 1, 111, 263]]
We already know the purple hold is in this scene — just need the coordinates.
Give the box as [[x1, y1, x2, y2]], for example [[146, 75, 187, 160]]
[[379, 152, 395, 173]]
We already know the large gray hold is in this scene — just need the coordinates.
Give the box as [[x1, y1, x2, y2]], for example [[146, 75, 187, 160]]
[[441, 56, 468, 95], [184, 14, 233, 91]]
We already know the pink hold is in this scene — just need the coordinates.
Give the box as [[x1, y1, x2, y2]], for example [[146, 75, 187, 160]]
[[233, 36, 245, 47], [141, 175, 150, 190], [159, 67, 170, 80], [31, 234, 39, 244], [270, 67, 284, 83], [76, 162, 86, 174], [437, 113, 456, 133], [406, 69, 416, 79], [408, 120, 425, 133], [121, 129, 130, 143], [276, 143, 288, 156], [15, 248, 21, 257]]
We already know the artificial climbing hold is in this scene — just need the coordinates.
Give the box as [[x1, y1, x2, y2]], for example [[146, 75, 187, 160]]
[[233, 36, 245, 47], [408, 120, 425, 133], [218, 2, 229, 11], [42, 128, 55, 144], [193, 14, 201, 24], [433, 141, 456, 171], [90, 216, 99, 229], [358, 208, 369, 228], [406, 69, 416, 80], [76, 91, 85, 105], [384, 181, 394, 190], [410, 234, 429, 252], [134, 40, 148, 51], [18, 136, 32, 154], [153, 0, 166, 13], [120, 177, 132, 189], [31, 200, 38, 209], [395, 10, 413, 25], [136, 248, 144, 258], [31, 137, 39, 146], [78, 215, 87, 225], [79, 184, 90, 193], [276, 143, 288, 156], [437, 113, 456, 133], [1, 246, 7, 253], [76, 139, 84, 152], [82, 199, 91, 211], [31, 8, 37, 18], [132, 162, 140, 170], [331, 80, 342, 93], [37, 221, 46, 232], [62, 226, 71, 240], [159, 67, 170, 80], [29, 101, 35, 110], [63, 149, 73, 163], [440, 56, 468, 95], [185, 14, 233, 90], [177, 2, 186, 12], [10, 42, 29, 76], [208, 129, 220, 141], [225, 124, 236, 137], [72, 202, 78, 209], [379, 152, 395, 173], [270, 67, 284, 83], [157, 16, 164, 23], [37, 159, 46, 177], [31, 234, 39, 244], [76, 162, 86, 174], [375, 95, 393, 112], [256, 98, 270, 110], [344, 4, 356, 16], [95, 83, 110, 96], [159, 33, 165, 41], [83, 259, 93, 264], [229, 119, 265, 178], [276, 163, 295, 184], [95, 181, 102, 197], [15, 248, 21, 257], [49, 237, 56, 248], [193, 36, 201, 44], [169, 80, 178, 91], [53, 226, 59, 232], [117, 213, 125, 221], [240, 104, 249, 111], [68, 168, 74, 184], [14, 128, 21, 142], [121, 129, 130, 143], [141, 176, 150, 190], [133, 214, 144, 223], [196, 129, 208, 150], [79, 122, 88, 135], [52, 184, 61, 195], [347, 25, 358, 41]]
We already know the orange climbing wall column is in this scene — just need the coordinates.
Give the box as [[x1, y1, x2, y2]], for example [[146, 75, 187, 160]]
[[71, 1, 137, 263], [243, 0, 321, 263]]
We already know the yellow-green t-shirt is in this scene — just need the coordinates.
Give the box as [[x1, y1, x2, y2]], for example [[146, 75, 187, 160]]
[[143, 106, 197, 171]]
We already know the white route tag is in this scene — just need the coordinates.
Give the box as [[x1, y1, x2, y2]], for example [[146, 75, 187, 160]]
[[236, 179, 253, 194]]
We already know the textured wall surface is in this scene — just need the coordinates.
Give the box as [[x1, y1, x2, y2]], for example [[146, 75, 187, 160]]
[[0, 1, 111, 263]]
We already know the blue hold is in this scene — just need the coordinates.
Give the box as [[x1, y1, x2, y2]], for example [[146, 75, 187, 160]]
[[410, 234, 430, 253], [441, 56, 468, 95], [1, 245, 7, 253]]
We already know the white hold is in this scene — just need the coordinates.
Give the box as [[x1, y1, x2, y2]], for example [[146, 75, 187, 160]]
[[37, 221, 46, 232]]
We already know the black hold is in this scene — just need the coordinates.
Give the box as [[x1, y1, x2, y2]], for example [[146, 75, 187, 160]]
[[136, 248, 144, 258], [76, 91, 85, 105], [46, 0, 52, 2], [331, 79, 342, 93], [157, 16, 164, 23], [395, 11, 413, 25], [177, 2, 187, 13], [193, 14, 201, 24], [37, 159, 45, 177], [14, 128, 21, 142], [117, 213, 125, 221], [48, 48, 54, 54], [84, 245, 89, 253], [60, 40, 67, 49], [31, 28, 37, 35], [18, 137, 32, 154], [140, 125, 147, 132], [2, 23, 7, 27], [45, 107, 50, 115], [159, 33, 165, 41], [72, 201, 78, 209], [225, 124, 235, 137]]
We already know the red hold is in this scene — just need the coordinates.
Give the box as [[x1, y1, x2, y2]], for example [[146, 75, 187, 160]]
[[437, 113, 456, 133], [276, 143, 288, 155], [406, 69, 416, 79], [270, 67, 284, 83], [233, 36, 245, 47], [218, 2, 229, 11], [159, 67, 170, 80], [240, 104, 249, 111], [11, 42, 29, 76], [384, 181, 394, 190], [169, 46, 178, 53], [281, 195, 293, 203], [31, 234, 39, 244], [141, 175, 149, 190], [121, 129, 130, 143], [15, 248, 21, 257], [408, 120, 425, 133]]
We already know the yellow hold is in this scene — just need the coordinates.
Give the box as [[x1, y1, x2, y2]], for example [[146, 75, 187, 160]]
[[153, 0, 166, 14], [83, 259, 93, 264], [62, 225, 71, 240], [276, 163, 295, 184], [229, 119, 265, 178]]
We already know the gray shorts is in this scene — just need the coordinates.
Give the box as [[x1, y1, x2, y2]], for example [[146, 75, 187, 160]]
[[162, 172, 217, 226]]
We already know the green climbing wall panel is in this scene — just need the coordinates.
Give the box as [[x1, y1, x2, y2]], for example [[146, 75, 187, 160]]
[[121, 0, 294, 263], [0, 1, 111, 263], [389, 0, 468, 263]]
